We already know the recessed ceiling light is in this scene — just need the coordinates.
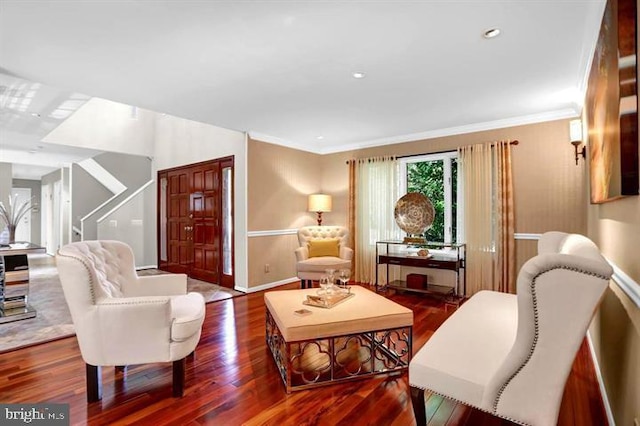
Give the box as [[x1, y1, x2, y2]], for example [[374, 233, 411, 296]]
[[483, 28, 501, 39], [352, 72, 366, 79], [31, 112, 41, 118], [317, 136, 324, 140]]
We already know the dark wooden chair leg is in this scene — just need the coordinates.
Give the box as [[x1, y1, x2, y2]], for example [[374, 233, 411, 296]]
[[172, 358, 186, 397], [86, 363, 102, 403], [410, 386, 426, 425], [187, 351, 196, 360], [115, 365, 126, 373]]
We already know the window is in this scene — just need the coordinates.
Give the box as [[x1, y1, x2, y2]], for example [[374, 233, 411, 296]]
[[399, 152, 462, 244]]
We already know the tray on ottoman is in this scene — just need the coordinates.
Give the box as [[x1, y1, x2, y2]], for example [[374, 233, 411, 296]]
[[303, 291, 354, 308]]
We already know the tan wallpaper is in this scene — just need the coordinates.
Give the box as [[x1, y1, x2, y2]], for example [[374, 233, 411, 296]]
[[247, 139, 323, 287], [321, 118, 587, 272], [248, 234, 300, 287], [584, 5, 640, 422], [587, 176, 640, 426], [248, 119, 588, 287], [590, 283, 640, 426], [246, 113, 639, 423], [247, 138, 323, 231], [515, 239, 538, 274]]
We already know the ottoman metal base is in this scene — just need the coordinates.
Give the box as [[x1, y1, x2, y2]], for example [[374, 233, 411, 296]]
[[266, 309, 412, 393]]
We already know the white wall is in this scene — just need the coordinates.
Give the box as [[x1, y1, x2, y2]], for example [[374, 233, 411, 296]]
[[61, 167, 71, 245], [41, 96, 249, 290], [41, 168, 69, 252], [0, 162, 12, 206], [154, 115, 248, 292], [43, 98, 155, 157]]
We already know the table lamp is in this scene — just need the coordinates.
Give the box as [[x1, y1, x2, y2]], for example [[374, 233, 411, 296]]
[[308, 194, 332, 226]]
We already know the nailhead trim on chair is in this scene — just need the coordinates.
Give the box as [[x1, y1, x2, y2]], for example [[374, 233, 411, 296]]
[[58, 250, 170, 306], [492, 265, 610, 414], [57, 250, 99, 304], [99, 300, 168, 305]]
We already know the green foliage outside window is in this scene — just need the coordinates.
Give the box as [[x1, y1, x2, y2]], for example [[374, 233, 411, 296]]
[[406, 159, 457, 243]]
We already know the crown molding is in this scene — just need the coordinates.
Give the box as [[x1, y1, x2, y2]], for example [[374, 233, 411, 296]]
[[576, 0, 607, 104], [248, 131, 320, 154], [318, 108, 580, 154], [249, 109, 580, 155]]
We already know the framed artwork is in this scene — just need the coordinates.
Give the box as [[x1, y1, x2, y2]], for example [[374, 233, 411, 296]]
[[586, 0, 639, 203]]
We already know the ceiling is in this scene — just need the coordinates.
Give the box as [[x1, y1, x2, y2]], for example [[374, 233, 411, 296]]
[[0, 0, 605, 169], [0, 73, 101, 179]]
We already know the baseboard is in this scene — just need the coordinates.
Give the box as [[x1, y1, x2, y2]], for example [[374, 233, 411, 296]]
[[136, 265, 158, 270], [513, 233, 542, 240], [131, 267, 297, 294], [244, 277, 299, 293], [586, 331, 616, 426]]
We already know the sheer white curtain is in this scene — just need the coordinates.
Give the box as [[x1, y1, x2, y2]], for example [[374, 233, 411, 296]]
[[354, 156, 401, 284]]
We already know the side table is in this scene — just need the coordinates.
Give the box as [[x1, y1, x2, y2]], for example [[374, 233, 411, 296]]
[[0, 242, 46, 324]]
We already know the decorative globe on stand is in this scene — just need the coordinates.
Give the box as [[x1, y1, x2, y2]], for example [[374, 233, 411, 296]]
[[394, 193, 435, 244]]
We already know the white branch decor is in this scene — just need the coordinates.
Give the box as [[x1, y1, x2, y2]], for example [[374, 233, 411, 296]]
[[0, 195, 36, 243]]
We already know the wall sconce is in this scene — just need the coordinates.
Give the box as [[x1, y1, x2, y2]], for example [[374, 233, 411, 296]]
[[308, 194, 332, 226], [569, 119, 586, 165]]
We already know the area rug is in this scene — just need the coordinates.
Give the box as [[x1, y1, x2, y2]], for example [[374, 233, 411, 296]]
[[0, 254, 244, 353]]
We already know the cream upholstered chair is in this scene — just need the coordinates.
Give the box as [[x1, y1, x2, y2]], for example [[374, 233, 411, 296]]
[[409, 232, 613, 426], [295, 226, 353, 288], [56, 240, 205, 402]]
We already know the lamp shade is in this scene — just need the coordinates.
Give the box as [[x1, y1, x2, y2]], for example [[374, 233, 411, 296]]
[[569, 119, 583, 143], [308, 194, 332, 212]]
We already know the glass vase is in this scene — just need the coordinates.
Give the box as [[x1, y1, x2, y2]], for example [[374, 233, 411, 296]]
[[7, 224, 16, 244]]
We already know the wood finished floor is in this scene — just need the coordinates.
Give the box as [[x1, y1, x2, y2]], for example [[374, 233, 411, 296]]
[[0, 283, 607, 426]]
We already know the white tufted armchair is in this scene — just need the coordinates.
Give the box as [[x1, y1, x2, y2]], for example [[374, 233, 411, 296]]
[[295, 226, 353, 288], [56, 240, 205, 402]]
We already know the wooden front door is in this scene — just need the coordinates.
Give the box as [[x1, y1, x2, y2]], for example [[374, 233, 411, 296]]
[[190, 163, 219, 283], [158, 157, 234, 288], [166, 168, 191, 274]]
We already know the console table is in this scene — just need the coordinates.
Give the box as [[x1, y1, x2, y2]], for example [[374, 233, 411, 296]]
[[375, 241, 465, 300], [0, 242, 46, 324]]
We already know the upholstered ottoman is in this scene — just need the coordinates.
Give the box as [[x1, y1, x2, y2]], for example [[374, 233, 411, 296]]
[[265, 286, 413, 392]]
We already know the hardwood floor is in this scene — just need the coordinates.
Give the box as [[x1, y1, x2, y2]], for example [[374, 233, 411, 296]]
[[0, 283, 607, 425]]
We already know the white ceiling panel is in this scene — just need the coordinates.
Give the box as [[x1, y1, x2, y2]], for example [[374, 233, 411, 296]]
[[0, 1, 605, 154]]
